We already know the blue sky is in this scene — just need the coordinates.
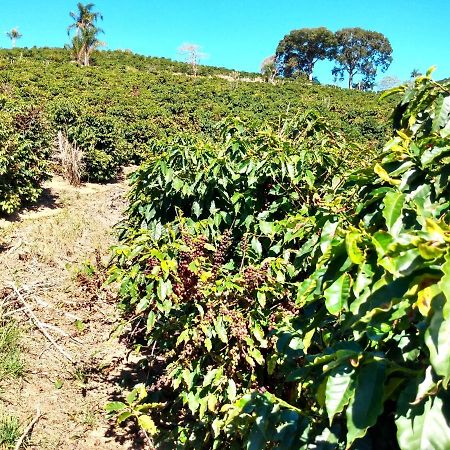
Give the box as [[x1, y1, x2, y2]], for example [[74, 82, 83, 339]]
[[1, 0, 449, 86]]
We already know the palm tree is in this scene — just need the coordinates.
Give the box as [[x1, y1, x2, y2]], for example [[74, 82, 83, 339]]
[[6, 28, 22, 48], [68, 3, 103, 36], [67, 3, 103, 66], [410, 69, 422, 78]]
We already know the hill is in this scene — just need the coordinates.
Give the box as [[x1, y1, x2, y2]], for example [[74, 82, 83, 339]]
[[0, 47, 393, 185]]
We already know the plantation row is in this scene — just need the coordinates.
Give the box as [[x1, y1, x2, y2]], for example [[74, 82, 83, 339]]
[[107, 73, 450, 448], [0, 48, 394, 214]]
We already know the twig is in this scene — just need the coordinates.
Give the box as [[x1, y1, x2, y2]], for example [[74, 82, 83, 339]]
[[14, 407, 43, 450], [9, 284, 75, 363]]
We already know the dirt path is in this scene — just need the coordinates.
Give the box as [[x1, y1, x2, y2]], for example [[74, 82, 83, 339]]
[[0, 172, 147, 449]]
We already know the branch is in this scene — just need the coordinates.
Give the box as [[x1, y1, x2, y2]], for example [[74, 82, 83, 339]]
[[14, 407, 43, 450], [9, 284, 75, 364]]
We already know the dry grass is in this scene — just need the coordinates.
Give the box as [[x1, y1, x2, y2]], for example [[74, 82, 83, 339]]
[[57, 131, 84, 187], [0, 172, 148, 449]]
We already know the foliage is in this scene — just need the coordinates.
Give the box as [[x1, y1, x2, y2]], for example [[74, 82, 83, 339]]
[[109, 72, 450, 448], [107, 113, 368, 447], [0, 318, 24, 379], [0, 105, 51, 214], [260, 56, 277, 83], [275, 27, 336, 80], [332, 27, 393, 89], [0, 414, 20, 449], [67, 2, 104, 66], [222, 72, 450, 448], [0, 46, 392, 186], [6, 28, 22, 49], [105, 384, 160, 436]]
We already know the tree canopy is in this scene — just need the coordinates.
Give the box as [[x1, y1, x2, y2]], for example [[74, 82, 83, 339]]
[[275, 27, 335, 80], [260, 55, 277, 82], [332, 27, 392, 89], [67, 2, 104, 66], [6, 28, 22, 48]]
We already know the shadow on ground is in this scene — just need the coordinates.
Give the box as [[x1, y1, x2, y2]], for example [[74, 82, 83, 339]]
[[0, 186, 60, 223]]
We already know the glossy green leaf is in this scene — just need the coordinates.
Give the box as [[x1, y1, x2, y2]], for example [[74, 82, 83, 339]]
[[346, 362, 386, 445], [325, 364, 355, 425], [425, 308, 450, 388], [396, 395, 450, 450], [439, 250, 450, 319], [324, 273, 351, 316], [382, 191, 405, 236], [345, 230, 365, 265], [432, 96, 450, 132]]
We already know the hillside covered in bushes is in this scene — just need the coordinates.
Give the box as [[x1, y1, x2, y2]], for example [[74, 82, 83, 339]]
[[0, 47, 394, 214]]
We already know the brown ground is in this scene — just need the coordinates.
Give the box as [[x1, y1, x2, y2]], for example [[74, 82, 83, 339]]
[[0, 171, 151, 449]]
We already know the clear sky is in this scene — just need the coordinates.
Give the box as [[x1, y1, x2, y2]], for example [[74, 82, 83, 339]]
[[1, 0, 449, 86]]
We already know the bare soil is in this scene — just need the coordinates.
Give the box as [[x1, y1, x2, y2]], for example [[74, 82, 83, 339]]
[[0, 171, 150, 449]]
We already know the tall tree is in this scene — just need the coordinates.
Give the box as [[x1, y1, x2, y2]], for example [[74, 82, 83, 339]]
[[410, 69, 422, 78], [275, 27, 335, 80], [67, 2, 103, 66], [6, 28, 22, 48], [332, 28, 392, 89]]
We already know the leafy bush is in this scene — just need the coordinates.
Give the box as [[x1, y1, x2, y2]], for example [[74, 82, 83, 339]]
[[0, 105, 50, 214], [108, 114, 363, 446], [109, 73, 450, 449]]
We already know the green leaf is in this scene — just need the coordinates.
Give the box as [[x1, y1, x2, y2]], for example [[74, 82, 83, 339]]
[[426, 65, 436, 77], [214, 318, 228, 343], [382, 191, 405, 236], [396, 394, 450, 450], [105, 401, 127, 413], [439, 250, 450, 319], [146, 311, 156, 333], [425, 308, 450, 388], [227, 379, 237, 401], [137, 414, 157, 435], [324, 273, 351, 316], [432, 95, 450, 132], [421, 146, 450, 166], [192, 201, 201, 218], [259, 221, 275, 235], [345, 230, 365, 265], [325, 364, 355, 425], [157, 278, 170, 301], [346, 362, 386, 445], [117, 411, 132, 424], [251, 236, 263, 256], [374, 164, 400, 186]]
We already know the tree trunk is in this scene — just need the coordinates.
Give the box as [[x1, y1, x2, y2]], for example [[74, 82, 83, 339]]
[[12, 38, 16, 49], [348, 72, 353, 89]]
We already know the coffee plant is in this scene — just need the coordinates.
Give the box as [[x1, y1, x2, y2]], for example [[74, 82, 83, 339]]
[[108, 113, 366, 447], [109, 71, 450, 449], [0, 104, 51, 214]]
